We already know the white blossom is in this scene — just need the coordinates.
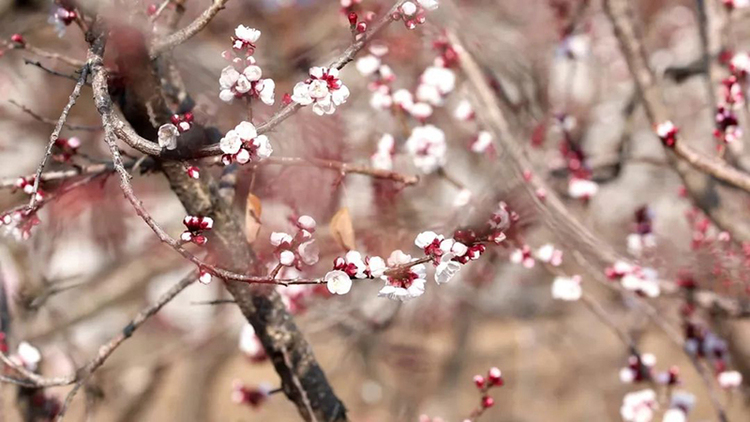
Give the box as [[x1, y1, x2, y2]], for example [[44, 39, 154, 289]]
[[17, 342, 41, 371], [568, 178, 599, 199], [220, 130, 243, 155], [345, 250, 368, 278], [662, 409, 686, 422], [239, 324, 265, 359], [471, 131, 493, 154], [356, 55, 381, 76], [219, 65, 274, 105], [417, 0, 439, 11], [325, 270, 353, 295], [621, 268, 660, 298], [367, 256, 387, 278], [279, 250, 296, 266], [371, 133, 395, 170], [453, 189, 472, 207], [454, 99, 474, 121], [219, 121, 272, 164], [627, 233, 656, 257], [435, 255, 461, 284], [415, 231, 441, 248], [551, 276, 582, 301], [620, 389, 657, 422], [406, 125, 446, 174], [370, 87, 393, 110], [378, 250, 426, 301], [158, 123, 180, 150], [392, 89, 415, 110], [400, 1, 418, 15], [421, 66, 455, 96], [410, 102, 434, 120], [718, 370, 743, 388], [235, 25, 261, 43], [270, 231, 293, 246]]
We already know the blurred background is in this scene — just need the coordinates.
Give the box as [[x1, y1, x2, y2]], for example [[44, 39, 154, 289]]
[[0, 0, 749, 421]]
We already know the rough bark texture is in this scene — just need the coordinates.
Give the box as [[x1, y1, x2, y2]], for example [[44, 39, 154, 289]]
[[161, 162, 347, 422], [94, 23, 347, 421]]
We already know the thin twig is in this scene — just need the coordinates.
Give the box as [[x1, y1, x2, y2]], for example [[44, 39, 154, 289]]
[[7, 100, 101, 132], [23, 59, 80, 81], [27, 62, 91, 211], [0, 159, 141, 190], [2, 39, 85, 68], [53, 271, 197, 420], [149, 0, 230, 58], [257, 156, 419, 185]]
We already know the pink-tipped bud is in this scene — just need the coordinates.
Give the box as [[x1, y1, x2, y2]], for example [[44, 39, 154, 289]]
[[488, 367, 503, 386], [473, 375, 486, 388], [10, 33, 24, 46], [356, 22, 367, 33], [348, 11, 358, 25], [482, 396, 495, 408]]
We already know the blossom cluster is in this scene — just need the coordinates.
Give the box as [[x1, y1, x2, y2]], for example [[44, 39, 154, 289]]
[[219, 26, 275, 105], [0, 208, 40, 241], [219, 121, 272, 165], [53, 137, 81, 162], [623, 207, 656, 257], [554, 115, 599, 200], [714, 105, 742, 148], [405, 124, 447, 174], [356, 43, 396, 110], [14, 176, 44, 202], [395, 0, 439, 30], [270, 215, 319, 269], [370, 133, 395, 170], [324, 251, 387, 295], [291, 67, 350, 115], [180, 215, 213, 245], [606, 260, 660, 298], [469, 367, 504, 418], [323, 202, 511, 301]]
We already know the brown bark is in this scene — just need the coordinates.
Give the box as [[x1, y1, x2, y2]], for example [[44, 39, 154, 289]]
[[90, 21, 347, 422]]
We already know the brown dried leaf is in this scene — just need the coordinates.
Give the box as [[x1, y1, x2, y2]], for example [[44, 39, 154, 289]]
[[330, 207, 356, 251], [245, 193, 262, 244]]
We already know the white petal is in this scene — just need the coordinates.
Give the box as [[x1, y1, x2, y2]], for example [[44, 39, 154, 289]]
[[219, 89, 235, 103], [243, 65, 263, 82], [219, 66, 240, 89], [291, 82, 313, 105], [157, 123, 179, 150], [415, 231, 439, 248], [331, 85, 350, 106], [309, 67, 325, 79], [435, 260, 461, 284], [220, 131, 242, 155], [234, 121, 258, 140]]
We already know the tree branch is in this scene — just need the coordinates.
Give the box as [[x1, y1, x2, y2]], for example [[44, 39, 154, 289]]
[[603, 0, 750, 194], [149, 0, 230, 58], [26, 62, 91, 211]]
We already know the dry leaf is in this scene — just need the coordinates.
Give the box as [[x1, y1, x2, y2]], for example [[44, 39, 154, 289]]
[[330, 207, 356, 251], [245, 193, 262, 243]]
